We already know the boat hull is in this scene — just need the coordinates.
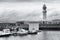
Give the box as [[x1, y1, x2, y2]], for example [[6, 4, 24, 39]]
[[28, 31, 37, 34], [17, 33, 28, 36], [0, 34, 11, 37], [12, 32, 28, 36]]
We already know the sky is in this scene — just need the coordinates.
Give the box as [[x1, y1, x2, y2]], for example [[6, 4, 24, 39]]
[[0, 0, 60, 22], [0, 0, 59, 2]]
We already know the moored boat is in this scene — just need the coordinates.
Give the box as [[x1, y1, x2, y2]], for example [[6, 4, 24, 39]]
[[0, 29, 12, 37], [28, 30, 37, 34], [17, 29, 28, 36]]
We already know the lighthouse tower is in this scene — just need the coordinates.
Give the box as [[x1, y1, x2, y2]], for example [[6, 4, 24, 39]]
[[43, 4, 47, 21]]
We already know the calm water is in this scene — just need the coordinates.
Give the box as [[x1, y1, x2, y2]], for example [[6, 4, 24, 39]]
[[0, 31, 60, 40]]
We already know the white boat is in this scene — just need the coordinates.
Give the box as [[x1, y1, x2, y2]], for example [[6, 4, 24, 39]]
[[0, 29, 11, 37], [17, 29, 28, 36]]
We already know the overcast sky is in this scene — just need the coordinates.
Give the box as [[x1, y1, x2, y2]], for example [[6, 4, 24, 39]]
[[0, 0, 59, 2], [0, 0, 59, 22]]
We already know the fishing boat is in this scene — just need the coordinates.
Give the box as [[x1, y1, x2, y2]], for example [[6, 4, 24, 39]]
[[0, 29, 11, 37], [17, 29, 28, 36]]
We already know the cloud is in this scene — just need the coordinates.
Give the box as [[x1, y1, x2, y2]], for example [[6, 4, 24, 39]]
[[0, 9, 42, 22], [0, 0, 59, 2], [0, 2, 59, 22]]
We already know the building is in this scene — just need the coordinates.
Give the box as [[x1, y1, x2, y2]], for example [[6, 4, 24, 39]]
[[16, 21, 29, 30], [0, 23, 16, 31], [43, 4, 47, 21], [25, 21, 39, 32]]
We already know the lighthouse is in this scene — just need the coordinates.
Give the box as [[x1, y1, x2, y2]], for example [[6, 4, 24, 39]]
[[43, 4, 47, 21]]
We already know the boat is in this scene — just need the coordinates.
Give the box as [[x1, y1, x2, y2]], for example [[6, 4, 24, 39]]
[[0, 29, 12, 37], [28, 30, 38, 34], [17, 29, 28, 36], [11, 29, 17, 36]]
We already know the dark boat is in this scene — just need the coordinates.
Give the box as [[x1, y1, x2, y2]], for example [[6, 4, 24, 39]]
[[28, 30, 38, 34]]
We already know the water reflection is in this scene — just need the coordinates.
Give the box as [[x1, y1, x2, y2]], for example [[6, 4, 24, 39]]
[[43, 31, 48, 40], [0, 31, 60, 40]]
